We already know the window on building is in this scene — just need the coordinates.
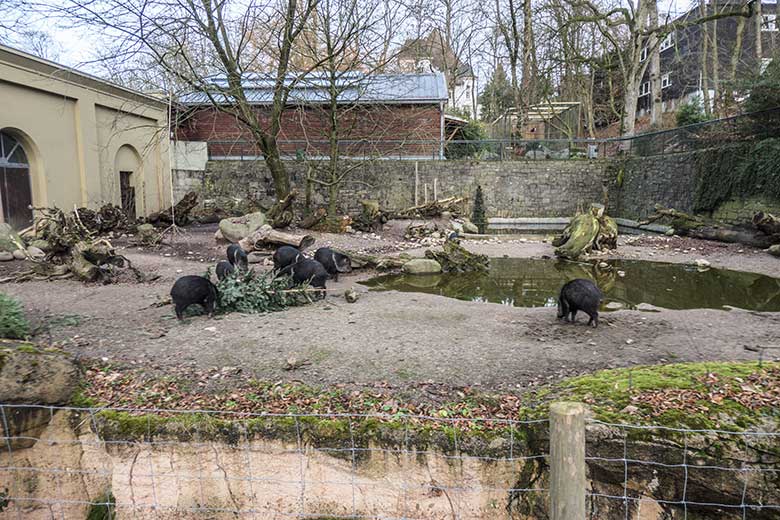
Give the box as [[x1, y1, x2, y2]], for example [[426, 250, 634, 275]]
[[661, 73, 671, 89], [640, 47, 648, 61], [762, 14, 778, 32], [639, 81, 651, 96], [659, 33, 674, 51]]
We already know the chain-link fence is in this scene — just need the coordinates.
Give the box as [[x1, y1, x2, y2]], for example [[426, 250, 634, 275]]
[[1, 403, 778, 519], [199, 107, 780, 162]]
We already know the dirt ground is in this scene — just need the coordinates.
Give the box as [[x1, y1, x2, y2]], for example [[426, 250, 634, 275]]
[[2, 224, 779, 398]]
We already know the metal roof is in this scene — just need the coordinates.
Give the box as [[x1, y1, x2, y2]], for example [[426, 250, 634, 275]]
[[179, 72, 448, 106]]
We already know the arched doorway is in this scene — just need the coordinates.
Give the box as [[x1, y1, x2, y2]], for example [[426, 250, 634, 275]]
[[0, 131, 33, 229], [115, 145, 141, 218]]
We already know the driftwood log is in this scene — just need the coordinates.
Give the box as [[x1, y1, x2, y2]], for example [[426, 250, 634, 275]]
[[300, 208, 327, 230], [390, 197, 466, 219], [239, 224, 315, 252], [424, 240, 489, 273], [332, 248, 405, 270], [640, 205, 779, 249], [147, 191, 198, 227], [353, 200, 387, 232], [752, 211, 780, 237], [266, 191, 297, 229], [554, 204, 618, 260]]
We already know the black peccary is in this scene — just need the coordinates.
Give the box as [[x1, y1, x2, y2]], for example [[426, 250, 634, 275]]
[[279, 258, 328, 299], [313, 247, 352, 281], [170, 275, 218, 320], [557, 278, 602, 328], [226, 244, 248, 271], [215, 260, 235, 281], [273, 245, 303, 271]]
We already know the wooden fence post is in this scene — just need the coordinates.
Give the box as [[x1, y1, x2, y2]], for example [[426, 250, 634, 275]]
[[550, 401, 586, 520]]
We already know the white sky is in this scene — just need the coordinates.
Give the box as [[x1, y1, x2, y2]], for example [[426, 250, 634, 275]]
[[6, 0, 774, 78]]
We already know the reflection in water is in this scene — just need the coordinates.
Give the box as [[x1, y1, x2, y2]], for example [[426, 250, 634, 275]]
[[361, 258, 780, 312]]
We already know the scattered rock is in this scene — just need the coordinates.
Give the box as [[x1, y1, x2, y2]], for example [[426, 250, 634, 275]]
[[218, 212, 267, 243], [0, 251, 13, 262], [605, 301, 623, 310], [26, 246, 44, 259], [620, 405, 639, 415], [664, 228, 675, 236], [767, 244, 780, 258], [625, 339, 634, 345], [344, 288, 360, 303], [402, 258, 443, 275], [693, 258, 711, 269], [12, 249, 26, 260], [462, 220, 479, 234], [136, 223, 160, 245]]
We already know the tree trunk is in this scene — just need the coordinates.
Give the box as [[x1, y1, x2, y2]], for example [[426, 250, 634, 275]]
[[700, 0, 712, 116], [332, 248, 405, 270], [241, 224, 315, 252], [755, 1, 763, 63], [710, 17, 721, 115], [648, 0, 662, 126]]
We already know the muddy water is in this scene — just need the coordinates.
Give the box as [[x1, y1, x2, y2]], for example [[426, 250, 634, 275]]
[[362, 258, 780, 311]]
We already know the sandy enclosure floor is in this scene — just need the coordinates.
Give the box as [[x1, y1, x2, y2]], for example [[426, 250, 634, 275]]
[[1, 224, 779, 396]]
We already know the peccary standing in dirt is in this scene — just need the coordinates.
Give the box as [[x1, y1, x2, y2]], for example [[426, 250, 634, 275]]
[[226, 244, 248, 271], [279, 258, 328, 299], [313, 247, 352, 281], [215, 260, 235, 281], [273, 245, 304, 270], [557, 278, 602, 327], [170, 275, 218, 320]]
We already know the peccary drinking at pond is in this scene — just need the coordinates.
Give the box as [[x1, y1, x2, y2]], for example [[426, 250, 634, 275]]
[[273, 245, 304, 271], [313, 247, 352, 281], [215, 260, 235, 281], [226, 244, 248, 271], [557, 278, 602, 328], [279, 258, 328, 298], [170, 275, 218, 320]]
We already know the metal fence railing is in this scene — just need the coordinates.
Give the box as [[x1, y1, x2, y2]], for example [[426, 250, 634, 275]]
[[1, 402, 777, 519], [199, 107, 780, 162]]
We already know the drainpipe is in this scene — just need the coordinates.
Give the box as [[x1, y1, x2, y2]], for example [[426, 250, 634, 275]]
[[439, 101, 445, 160]]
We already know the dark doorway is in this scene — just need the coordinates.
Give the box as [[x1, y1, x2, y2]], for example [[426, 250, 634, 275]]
[[0, 131, 33, 230], [119, 171, 136, 218]]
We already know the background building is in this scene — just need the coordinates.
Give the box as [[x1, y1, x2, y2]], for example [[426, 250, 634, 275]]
[[174, 72, 449, 161], [0, 44, 171, 229]]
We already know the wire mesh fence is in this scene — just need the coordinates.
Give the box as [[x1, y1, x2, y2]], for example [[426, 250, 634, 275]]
[[200, 108, 780, 163], [1, 403, 778, 519], [0, 404, 547, 519]]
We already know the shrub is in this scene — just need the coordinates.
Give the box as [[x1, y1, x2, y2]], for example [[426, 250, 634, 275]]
[[0, 293, 30, 339], [215, 269, 312, 314], [676, 97, 707, 127], [471, 185, 487, 234], [446, 120, 489, 159]]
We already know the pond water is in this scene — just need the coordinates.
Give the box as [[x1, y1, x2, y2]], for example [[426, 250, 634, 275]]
[[361, 258, 780, 312]]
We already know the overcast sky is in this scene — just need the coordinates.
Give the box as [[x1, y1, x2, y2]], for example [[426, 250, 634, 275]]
[[5, 0, 773, 79]]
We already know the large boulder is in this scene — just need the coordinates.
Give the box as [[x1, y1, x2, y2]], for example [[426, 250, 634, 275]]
[[0, 342, 81, 449], [218, 212, 267, 243], [0, 223, 24, 253], [402, 258, 443, 275], [462, 220, 479, 234]]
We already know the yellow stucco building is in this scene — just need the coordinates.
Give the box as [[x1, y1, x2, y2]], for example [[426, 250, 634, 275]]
[[0, 44, 171, 229]]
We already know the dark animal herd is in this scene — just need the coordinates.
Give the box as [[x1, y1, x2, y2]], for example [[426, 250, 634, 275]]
[[171, 245, 602, 327], [170, 244, 353, 320]]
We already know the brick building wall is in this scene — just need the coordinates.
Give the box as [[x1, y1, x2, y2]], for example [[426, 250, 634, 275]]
[[175, 104, 443, 159]]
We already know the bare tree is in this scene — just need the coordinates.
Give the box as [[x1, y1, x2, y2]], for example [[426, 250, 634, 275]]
[[36, 0, 327, 208], [564, 0, 756, 137]]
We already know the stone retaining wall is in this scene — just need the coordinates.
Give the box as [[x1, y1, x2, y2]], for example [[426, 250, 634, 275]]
[[175, 159, 612, 218]]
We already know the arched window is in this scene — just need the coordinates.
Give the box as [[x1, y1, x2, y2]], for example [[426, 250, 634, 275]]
[[0, 131, 33, 229]]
